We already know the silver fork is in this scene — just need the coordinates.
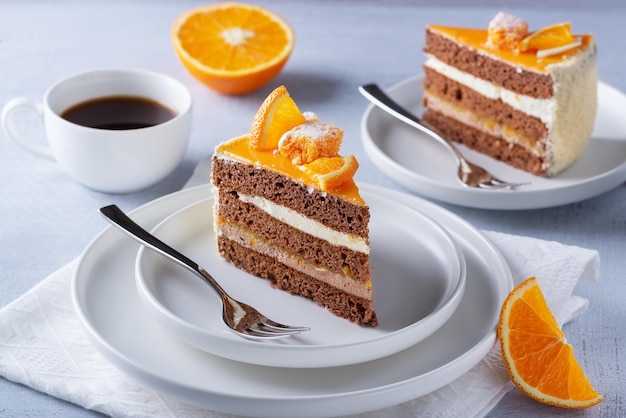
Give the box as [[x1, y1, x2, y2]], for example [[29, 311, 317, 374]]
[[359, 83, 529, 189], [99, 204, 310, 340]]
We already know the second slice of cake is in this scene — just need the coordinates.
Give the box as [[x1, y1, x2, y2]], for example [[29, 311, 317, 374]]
[[422, 12, 597, 177]]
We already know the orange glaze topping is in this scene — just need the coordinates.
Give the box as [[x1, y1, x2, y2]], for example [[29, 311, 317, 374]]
[[216, 135, 365, 206], [428, 25, 593, 73]]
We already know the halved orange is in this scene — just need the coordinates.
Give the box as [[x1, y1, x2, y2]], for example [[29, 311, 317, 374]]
[[298, 155, 359, 190], [498, 276, 603, 408], [172, 2, 294, 95], [249, 85, 306, 150], [519, 22, 575, 52]]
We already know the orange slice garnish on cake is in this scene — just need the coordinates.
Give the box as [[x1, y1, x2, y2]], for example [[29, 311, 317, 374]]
[[250, 85, 306, 150], [171, 3, 295, 95], [519, 22, 575, 52], [298, 155, 359, 190], [498, 277, 603, 409]]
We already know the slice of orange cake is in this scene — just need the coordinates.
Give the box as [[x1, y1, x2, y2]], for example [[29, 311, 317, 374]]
[[211, 86, 376, 326], [422, 12, 597, 176]]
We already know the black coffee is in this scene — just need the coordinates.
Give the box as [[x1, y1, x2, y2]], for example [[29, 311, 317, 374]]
[[61, 96, 177, 130]]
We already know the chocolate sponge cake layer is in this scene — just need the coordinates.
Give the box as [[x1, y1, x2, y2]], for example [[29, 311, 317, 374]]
[[212, 156, 369, 238], [218, 236, 378, 326], [422, 109, 548, 175], [216, 189, 371, 282], [424, 28, 553, 98], [423, 67, 549, 143]]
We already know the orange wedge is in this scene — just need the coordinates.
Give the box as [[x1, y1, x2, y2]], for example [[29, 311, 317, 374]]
[[519, 22, 575, 52], [250, 85, 306, 150], [172, 2, 294, 95], [498, 277, 603, 408], [298, 155, 359, 190]]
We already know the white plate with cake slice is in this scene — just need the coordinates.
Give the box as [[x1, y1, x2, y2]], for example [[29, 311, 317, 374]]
[[134, 190, 466, 368], [362, 75, 626, 210], [72, 183, 512, 417]]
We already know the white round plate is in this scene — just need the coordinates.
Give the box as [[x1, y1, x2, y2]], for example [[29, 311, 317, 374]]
[[135, 191, 466, 368], [361, 76, 626, 210], [72, 184, 513, 418]]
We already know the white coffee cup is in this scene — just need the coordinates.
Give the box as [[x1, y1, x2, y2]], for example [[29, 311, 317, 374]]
[[1, 68, 192, 193]]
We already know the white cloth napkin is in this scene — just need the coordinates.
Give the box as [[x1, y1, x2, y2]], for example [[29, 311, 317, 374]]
[[0, 157, 600, 418]]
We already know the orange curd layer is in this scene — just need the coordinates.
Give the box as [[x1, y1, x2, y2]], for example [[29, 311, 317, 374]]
[[428, 25, 594, 73], [216, 135, 365, 206]]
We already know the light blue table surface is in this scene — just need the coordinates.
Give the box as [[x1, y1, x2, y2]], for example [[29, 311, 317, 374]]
[[1, 1, 624, 417]]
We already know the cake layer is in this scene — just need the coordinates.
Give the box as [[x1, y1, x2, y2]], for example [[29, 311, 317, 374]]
[[423, 66, 548, 145], [425, 27, 553, 98], [212, 155, 370, 238], [423, 93, 546, 158], [218, 236, 378, 326], [218, 222, 371, 299], [215, 188, 371, 282], [237, 192, 369, 254], [215, 134, 364, 205], [422, 109, 547, 175]]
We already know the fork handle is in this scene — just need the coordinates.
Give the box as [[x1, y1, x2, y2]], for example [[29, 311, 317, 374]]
[[358, 84, 464, 163], [99, 205, 228, 297]]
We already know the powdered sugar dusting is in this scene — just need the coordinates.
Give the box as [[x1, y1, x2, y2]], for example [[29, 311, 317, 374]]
[[278, 120, 343, 165], [486, 12, 528, 50], [489, 12, 527, 31]]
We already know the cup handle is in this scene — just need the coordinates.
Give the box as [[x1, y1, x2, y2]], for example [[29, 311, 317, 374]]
[[1, 97, 55, 160]]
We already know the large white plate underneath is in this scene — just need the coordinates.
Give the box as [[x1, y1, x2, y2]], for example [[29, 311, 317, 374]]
[[136, 192, 466, 368], [72, 184, 513, 418], [361, 76, 626, 210]]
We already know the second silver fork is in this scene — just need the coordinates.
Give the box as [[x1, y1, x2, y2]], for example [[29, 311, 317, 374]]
[[359, 83, 529, 189]]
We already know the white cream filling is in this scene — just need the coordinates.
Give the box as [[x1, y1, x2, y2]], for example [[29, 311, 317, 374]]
[[238, 193, 369, 254], [425, 54, 555, 127]]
